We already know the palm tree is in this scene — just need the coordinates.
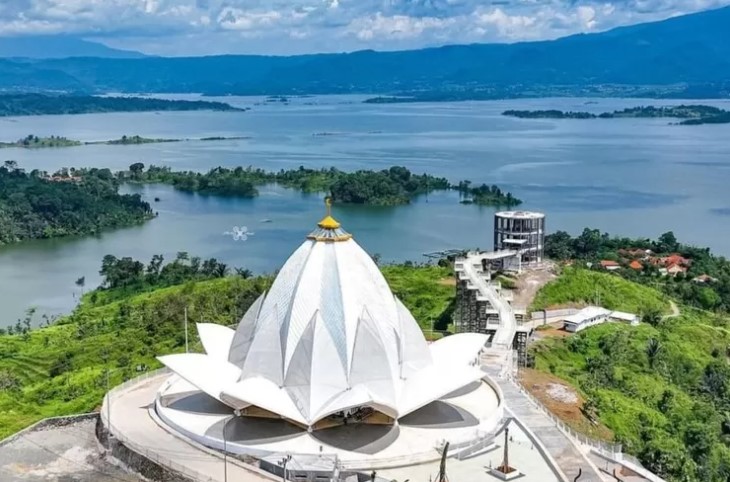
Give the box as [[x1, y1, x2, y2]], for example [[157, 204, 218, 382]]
[[75, 276, 86, 295], [235, 268, 253, 279], [646, 338, 662, 369], [214, 263, 228, 278]]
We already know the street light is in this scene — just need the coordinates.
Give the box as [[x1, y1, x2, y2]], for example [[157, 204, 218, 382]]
[[278, 454, 292, 482], [222, 416, 232, 482]]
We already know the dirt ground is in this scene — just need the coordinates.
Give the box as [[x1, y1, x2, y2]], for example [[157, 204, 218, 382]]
[[533, 323, 573, 339], [519, 368, 614, 442], [510, 262, 558, 310], [438, 276, 456, 287]]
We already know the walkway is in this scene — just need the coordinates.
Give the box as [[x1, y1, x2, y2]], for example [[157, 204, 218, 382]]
[[482, 360, 605, 482], [101, 373, 276, 482], [455, 254, 517, 347]]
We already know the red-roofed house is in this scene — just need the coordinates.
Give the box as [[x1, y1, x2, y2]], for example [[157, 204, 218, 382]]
[[629, 260, 643, 271], [600, 260, 621, 271]]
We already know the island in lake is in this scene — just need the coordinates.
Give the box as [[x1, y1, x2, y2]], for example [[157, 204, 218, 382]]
[[0, 134, 248, 149], [0, 161, 153, 246], [0, 161, 520, 246], [127, 164, 522, 207], [0, 93, 242, 117], [503, 105, 730, 125]]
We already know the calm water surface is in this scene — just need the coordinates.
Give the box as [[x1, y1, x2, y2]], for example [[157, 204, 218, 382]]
[[1, 95, 729, 327]]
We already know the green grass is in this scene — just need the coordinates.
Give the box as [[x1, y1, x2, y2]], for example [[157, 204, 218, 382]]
[[381, 264, 454, 329], [531, 266, 669, 314], [0, 264, 455, 440], [530, 269, 730, 481]]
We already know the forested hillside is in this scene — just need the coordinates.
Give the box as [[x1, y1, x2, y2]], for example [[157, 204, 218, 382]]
[[531, 268, 730, 481], [0, 162, 152, 245]]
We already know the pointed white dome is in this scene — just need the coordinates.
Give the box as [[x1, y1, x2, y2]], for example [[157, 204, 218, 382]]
[[159, 210, 488, 428]]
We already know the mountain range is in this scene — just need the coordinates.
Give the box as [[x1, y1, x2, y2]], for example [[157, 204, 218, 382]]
[[1, 6, 729, 97], [0, 35, 145, 59]]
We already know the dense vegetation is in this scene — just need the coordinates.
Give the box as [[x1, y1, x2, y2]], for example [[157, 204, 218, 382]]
[[0, 94, 240, 117], [0, 162, 153, 245], [545, 229, 730, 312], [529, 264, 730, 480], [503, 105, 730, 124], [127, 164, 521, 206], [533, 308, 730, 481], [455, 181, 521, 207], [0, 134, 81, 148], [0, 256, 454, 439]]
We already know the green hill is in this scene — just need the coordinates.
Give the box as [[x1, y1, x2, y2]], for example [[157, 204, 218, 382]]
[[531, 267, 670, 315], [531, 269, 730, 481]]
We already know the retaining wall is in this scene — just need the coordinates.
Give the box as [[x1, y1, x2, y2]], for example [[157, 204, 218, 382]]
[[0, 412, 99, 448]]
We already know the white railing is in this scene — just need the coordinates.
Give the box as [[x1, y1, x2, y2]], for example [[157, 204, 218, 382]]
[[101, 369, 222, 482], [509, 378, 622, 457]]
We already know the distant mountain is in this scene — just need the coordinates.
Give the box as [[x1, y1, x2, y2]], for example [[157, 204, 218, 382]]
[[1, 6, 729, 96], [0, 35, 145, 59]]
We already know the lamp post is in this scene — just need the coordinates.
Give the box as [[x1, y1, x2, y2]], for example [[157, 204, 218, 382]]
[[278, 454, 292, 482], [222, 416, 232, 482]]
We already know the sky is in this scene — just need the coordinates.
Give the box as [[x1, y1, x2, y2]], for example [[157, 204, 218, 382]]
[[1, 0, 729, 56]]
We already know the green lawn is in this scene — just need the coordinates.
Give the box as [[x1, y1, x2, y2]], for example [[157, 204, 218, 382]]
[[531, 266, 670, 315]]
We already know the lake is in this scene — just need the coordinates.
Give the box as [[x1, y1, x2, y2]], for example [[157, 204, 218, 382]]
[[1, 95, 729, 327]]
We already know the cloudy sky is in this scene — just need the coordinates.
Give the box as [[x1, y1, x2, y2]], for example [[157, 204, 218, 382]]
[[1, 0, 729, 55]]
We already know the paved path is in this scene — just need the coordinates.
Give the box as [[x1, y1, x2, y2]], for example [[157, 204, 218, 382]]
[[482, 360, 606, 482], [103, 374, 276, 482]]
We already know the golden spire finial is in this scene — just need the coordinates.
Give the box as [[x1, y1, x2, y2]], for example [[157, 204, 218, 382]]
[[317, 196, 341, 230]]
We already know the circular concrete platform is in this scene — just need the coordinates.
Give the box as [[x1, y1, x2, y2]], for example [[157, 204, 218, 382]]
[[156, 375, 503, 470]]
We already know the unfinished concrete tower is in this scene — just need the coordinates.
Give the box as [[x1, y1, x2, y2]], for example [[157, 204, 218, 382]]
[[494, 211, 545, 266]]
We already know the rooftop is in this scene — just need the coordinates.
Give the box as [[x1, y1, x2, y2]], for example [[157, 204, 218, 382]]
[[495, 211, 545, 219]]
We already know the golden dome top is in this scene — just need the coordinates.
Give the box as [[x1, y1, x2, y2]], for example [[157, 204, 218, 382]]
[[318, 215, 341, 229], [307, 197, 351, 242]]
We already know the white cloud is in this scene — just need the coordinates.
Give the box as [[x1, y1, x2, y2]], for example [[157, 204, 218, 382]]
[[0, 0, 728, 54]]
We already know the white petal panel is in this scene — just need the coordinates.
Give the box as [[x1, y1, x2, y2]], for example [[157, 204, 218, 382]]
[[228, 293, 265, 368], [196, 323, 235, 362], [157, 353, 241, 403], [222, 378, 308, 427]]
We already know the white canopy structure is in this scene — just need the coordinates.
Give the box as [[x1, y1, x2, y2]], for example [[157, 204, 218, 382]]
[[158, 208, 488, 430]]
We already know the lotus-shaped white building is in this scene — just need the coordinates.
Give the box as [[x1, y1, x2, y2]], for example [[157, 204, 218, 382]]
[[158, 211, 488, 431]]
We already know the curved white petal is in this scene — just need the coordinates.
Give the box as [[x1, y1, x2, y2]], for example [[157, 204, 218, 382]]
[[157, 353, 241, 403], [398, 364, 486, 416], [430, 333, 488, 367], [221, 378, 308, 427], [196, 323, 234, 361]]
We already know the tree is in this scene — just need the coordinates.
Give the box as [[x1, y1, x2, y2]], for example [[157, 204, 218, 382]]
[[656, 231, 679, 253], [646, 338, 662, 369], [75, 276, 86, 295], [545, 231, 575, 260], [642, 307, 663, 327], [235, 268, 252, 279], [698, 287, 721, 310], [129, 162, 145, 179]]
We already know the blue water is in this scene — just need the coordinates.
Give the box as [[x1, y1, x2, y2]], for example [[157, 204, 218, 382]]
[[1, 95, 729, 326]]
